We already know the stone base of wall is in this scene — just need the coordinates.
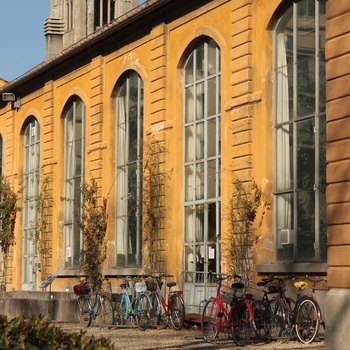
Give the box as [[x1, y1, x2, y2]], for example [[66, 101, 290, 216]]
[[325, 288, 350, 350], [0, 291, 78, 322]]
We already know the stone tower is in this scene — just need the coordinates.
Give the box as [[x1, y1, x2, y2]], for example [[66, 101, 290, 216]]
[[44, 0, 139, 60]]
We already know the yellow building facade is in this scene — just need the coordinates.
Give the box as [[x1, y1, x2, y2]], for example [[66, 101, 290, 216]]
[[2, 0, 343, 346]]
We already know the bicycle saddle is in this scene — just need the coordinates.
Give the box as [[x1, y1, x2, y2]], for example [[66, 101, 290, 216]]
[[167, 282, 176, 288]]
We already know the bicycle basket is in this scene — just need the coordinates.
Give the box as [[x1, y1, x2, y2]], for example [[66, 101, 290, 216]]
[[145, 280, 161, 291], [135, 281, 147, 293], [73, 284, 91, 295], [222, 292, 234, 304]]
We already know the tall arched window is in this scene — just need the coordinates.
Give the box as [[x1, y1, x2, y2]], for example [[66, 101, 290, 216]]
[[23, 118, 40, 288], [63, 96, 85, 268], [183, 38, 221, 282], [115, 71, 144, 268], [274, 0, 326, 262]]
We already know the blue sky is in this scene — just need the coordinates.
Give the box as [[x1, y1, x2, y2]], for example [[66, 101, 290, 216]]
[[0, 1, 49, 82], [0, 1, 145, 82]]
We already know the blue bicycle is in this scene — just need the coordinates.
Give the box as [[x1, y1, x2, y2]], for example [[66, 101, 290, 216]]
[[113, 277, 153, 330]]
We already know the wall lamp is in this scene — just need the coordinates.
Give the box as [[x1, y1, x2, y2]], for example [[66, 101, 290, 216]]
[[1, 92, 21, 109]]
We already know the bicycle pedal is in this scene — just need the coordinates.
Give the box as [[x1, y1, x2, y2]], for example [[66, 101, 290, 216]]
[[217, 312, 224, 318]]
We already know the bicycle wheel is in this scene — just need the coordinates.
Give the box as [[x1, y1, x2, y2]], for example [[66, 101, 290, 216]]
[[231, 300, 252, 346], [201, 299, 225, 342], [135, 293, 151, 331], [98, 295, 115, 325], [269, 298, 286, 338], [295, 298, 320, 344], [252, 300, 270, 338], [150, 293, 162, 327], [76, 296, 92, 327], [169, 293, 185, 330], [114, 298, 127, 326]]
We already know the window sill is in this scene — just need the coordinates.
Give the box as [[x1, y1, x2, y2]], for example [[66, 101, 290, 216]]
[[256, 262, 327, 276]]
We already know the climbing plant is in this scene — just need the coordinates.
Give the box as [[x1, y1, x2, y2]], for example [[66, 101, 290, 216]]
[[142, 137, 171, 273], [78, 178, 108, 287], [36, 173, 54, 279], [225, 176, 270, 282], [0, 176, 21, 289]]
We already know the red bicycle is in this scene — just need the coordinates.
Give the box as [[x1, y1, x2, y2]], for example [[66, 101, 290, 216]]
[[201, 272, 255, 346]]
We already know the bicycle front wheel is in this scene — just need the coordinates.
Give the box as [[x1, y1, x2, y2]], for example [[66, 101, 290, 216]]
[[76, 296, 92, 327], [150, 293, 162, 327], [201, 299, 224, 342], [99, 295, 115, 326], [135, 294, 152, 331], [252, 300, 270, 338], [231, 300, 252, 346], [169, 293, 185, 330], [295, 298, 320, 344]]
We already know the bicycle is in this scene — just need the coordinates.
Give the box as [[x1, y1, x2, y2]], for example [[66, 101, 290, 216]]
[[293, 276, 325, 343], [147, 273, 186, 330], [113, 276, 153, 331], [252, 277, 285, 339], [201, 272, 255, 346], [74, 278, 114, 327], [254, 275, 323, 344]]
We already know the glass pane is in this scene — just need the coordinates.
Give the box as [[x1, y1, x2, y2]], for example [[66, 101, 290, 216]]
[[207, 77, 216, 117], [297, 57, 315, 117], [208, 202, 217, 241], [297, 189, 315, 260], [208, 40, 217, 76], [207, 160, 216, 199], [185, 245, 195, 271], [196, 245, 204, 272], [185, 125, 194, 162], [196, 122, 204, 160], [195, 209, 204, 242], [275, 124, 293, 192], [195, 163, 204, 200], [196, 82, 204, 120], [185, 165, 193, 201], [297, 119, 315, 190], [185, 86, 194, 123], [184, 206, 193, 242], [196, 46, 204, 80], [185, 54, 194, 84], [276, 193, 294, 231], [207, 118, 216, 157]]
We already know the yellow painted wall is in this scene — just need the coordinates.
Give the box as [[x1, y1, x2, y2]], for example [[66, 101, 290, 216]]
[[0, 0, 287, 292]]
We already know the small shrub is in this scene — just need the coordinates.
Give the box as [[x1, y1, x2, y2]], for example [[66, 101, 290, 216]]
[[0, 314, 114, 349]]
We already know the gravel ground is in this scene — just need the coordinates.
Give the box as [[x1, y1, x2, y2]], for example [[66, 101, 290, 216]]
[[55, 322, 325, 350]]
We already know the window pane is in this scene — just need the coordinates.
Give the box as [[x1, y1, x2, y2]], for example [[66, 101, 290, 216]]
[[207, 118, 216, 157], [297, 119, 315, 190], [196, 122, 204, 160], [276, 193, 294, 232], [195, 209, 204, 241], [276, 124, 293, 192], [185, 86, 194, 123], [208, 203, 217, 241], [195, 163, 204, 200], [208, 39, 217, 76], [185, 54, 194, 84], [185, 206, 193, 242], [207, 78, 216, 117], [196, 82, 204, 120], [196, 47, 204, 80], [207, 160, 216, 199], [185, 165, 193, 201], [297, 189, 315, 260], [185, 125, 194, 162]]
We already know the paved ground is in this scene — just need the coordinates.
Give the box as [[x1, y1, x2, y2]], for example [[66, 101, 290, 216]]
[[56, 322, 325, 350]]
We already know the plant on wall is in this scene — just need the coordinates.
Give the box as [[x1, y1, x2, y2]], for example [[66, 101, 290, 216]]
[[78, 178, 108, 287], [36, 173, 53, 280], [142, 136, 171, 273], [0, 176, 21, 289], [225, 176, 270, 282]]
